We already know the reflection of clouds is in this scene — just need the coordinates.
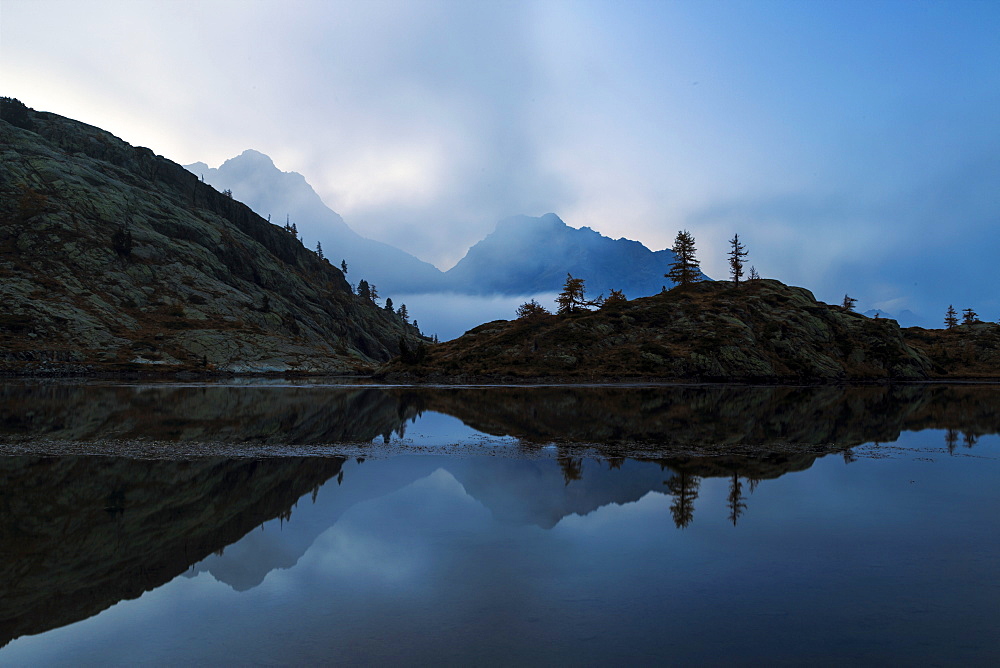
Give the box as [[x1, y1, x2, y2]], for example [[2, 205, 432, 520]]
[[7, 452, 1000, 665], [291, 468, 490, 589]]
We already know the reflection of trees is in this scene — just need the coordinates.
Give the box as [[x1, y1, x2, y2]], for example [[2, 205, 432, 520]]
[[408, 384, 1000, 453], [727, 473, 747, 526], [665, 470, 700, 529], [558, 455, 583, 485], [945, 429, 959, 454]]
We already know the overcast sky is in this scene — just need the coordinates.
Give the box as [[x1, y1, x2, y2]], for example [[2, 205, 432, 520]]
[[4, 0, 999, 320]]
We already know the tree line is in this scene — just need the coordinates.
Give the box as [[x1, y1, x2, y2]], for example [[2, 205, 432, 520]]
[[518, 229, 762, 319]]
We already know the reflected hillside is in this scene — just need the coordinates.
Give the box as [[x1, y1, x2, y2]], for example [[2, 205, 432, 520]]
[[0, 456, 345, 647], [0, 383, 416, 445], [404, 384, 1000, 450]]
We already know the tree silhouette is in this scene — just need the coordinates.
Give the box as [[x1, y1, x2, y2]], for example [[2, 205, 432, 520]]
[[842, 294, 857, 311], [398, 303, 408, 322], [341, 259, 348, 274], [384, 297, 394, 313], [728, 233, 748, 287], [556, 273, 599, 314], [666, 230, 700, 287], [315, 241, 324, 260], [602, 288, 627, 308], [356, 279, 371, 301], [516, 299, 551, 319], [962, 308, 978, 325], [945, 305, 958, 329], [748, 266, 760, 281]]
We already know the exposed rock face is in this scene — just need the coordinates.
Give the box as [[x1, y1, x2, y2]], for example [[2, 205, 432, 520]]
[[380, 279, 937, 381], [0, 98, 422, 374]]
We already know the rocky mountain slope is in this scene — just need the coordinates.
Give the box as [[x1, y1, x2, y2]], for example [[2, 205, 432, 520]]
[[379, 279, 943, 382], [187, 150, 445, 293], [0, 99, 423, 374]]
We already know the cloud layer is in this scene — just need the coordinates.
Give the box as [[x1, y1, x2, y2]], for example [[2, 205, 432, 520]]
[[4, 0, 999, 320]]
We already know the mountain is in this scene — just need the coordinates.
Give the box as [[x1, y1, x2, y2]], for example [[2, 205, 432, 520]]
[[186, 150, 445, 294], [0, 98, 421, 374], [379, 279, 942, 382], [445, 213, 697, 297], [187, 153, 695, 301], [863, 308, 928, 328]]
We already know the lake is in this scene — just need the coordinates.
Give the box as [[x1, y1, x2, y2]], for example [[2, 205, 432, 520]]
[[1, 380, 999, 665]]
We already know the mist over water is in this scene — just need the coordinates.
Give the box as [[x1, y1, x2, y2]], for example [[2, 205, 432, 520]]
[[394, 292, 560, 341]]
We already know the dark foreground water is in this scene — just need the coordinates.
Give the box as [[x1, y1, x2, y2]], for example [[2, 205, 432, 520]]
[[1, 381, 999, 665]]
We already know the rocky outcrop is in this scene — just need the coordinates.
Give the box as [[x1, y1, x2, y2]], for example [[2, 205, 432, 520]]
[[0, 98, 425, 375], [380, 279, 936, 382], [903, 323, 1000, 378]]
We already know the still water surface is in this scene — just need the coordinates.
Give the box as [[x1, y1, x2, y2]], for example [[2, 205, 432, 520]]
[[1, 381, 998, 665]]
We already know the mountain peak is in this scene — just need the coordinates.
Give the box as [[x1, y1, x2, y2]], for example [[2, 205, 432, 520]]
[[228, 149, 276, 168]]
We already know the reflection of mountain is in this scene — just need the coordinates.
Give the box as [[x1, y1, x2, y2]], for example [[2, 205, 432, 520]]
[[0, 383, 417, 445], [0, 456, 345, 647], [188, 457, 443, 591], [183, 454, 824, 597], [404, 384, 1000, 449]]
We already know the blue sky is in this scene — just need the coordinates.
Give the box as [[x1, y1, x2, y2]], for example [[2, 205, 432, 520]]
[[3, 0, 998, 322]]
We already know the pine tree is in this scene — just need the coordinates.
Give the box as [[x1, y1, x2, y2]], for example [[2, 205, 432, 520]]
[[945, 305, 958, 329], [315, 241, 324, 260], [356, 279, 371, 301], [398, 304, 408, 322], [555, 273, 590, 314], [728, 233, 748, 287], [665, 230, 700, 287], [842, 294, 857, 311], [384, 297, 394, 313], [748, 266, 760, 281], [962, 307, 978, 325], [602, 288, 627, 307], [369, 284, 379, 304], [341, 259, 348, 274]]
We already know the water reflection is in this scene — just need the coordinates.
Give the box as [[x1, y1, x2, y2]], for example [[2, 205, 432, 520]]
[[4, 382, 1000, 453], [0, 456, 345, 646], [2, 382, 1000, 661], [3, 446, 999, 665]]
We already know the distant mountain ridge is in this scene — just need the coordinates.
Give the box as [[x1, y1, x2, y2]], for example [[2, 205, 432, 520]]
[[187, 150, 445, 294], [188, 152, 693, 299], [445, 212, 697, 298]]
